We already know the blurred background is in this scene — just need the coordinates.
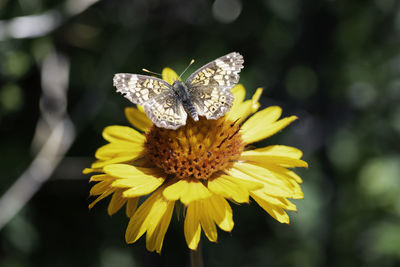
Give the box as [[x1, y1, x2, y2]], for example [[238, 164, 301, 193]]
[[1, 0, 400, 266]]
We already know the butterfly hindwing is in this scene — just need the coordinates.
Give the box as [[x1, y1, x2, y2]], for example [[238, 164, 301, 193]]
[[143, 92, 187, 130], [186, 52, 243, 119], [113, 73, 187, 129]]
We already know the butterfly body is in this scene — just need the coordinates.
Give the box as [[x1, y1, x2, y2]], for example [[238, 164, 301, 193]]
[[172, 80, 199, 121], [113, 52, 244, 129]]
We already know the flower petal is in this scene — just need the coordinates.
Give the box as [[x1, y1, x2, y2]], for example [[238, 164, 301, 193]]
[[250, 191, 290, 224], [227, 164, 295, 198], [104, 164, 164, 197], [229, 87, 263, 123], [89, 174, 111, 182], [226, 84, 246, 120], [146, 196, 175, 253], [163, 179, 212, 204], [208, 175, 258, 203], [88, 187, 114, 209], [125, 188, 174, 254], [250, 145, 304, 159], [83, 168, 100, 174], [125, 107, 153, 132], [95, 142, 143, 161], [184, 201, 202, 250], [126, 197, 139, 217], [206, 195, 234, 232], [252, 189, 297, 211], [162, 67, 180, 85], [241, 106, 298, 144], [104, 164, 163, 180], [107, 189, 126, 216], [90, 156, 138, 169], [102, 126, 145, 144], [199, 201, 218, 242], [90, 180, 113, 196], [249, 163, 304, 198], [241, 151, 308, 168]]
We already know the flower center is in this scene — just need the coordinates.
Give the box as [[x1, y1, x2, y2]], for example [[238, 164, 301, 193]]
[[144, 117, 244, 180]]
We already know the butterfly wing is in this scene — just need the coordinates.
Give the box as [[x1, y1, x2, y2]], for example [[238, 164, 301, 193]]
[[113, 74, 187, 129], [185, 52, 244, 119]]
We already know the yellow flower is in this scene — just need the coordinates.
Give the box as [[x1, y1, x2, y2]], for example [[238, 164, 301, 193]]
[[84, 68, 308, 253]]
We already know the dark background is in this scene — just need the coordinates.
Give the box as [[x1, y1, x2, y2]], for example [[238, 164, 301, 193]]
[[1, 0, 400, 266]]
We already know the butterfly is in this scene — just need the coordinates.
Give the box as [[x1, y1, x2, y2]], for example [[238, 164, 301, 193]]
[[113, 52, 244, 130]]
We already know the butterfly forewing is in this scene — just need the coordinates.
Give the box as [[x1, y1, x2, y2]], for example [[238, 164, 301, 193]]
[[186, 52, 244, 119], [113, 74, 172, 104], [113, 73, 187, 129]]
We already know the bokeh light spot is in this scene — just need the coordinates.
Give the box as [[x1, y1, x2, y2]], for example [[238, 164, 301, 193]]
[[0, 83, 23, 112], [358, 156, 400, 205], [347, 82, 377, 109], [3, 51, 31, 78], [212, 0, 242, 24], [328, 130, 360, 171]]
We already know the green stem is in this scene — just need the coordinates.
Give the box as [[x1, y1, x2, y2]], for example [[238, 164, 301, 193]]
[[190, 241, 203, 267]]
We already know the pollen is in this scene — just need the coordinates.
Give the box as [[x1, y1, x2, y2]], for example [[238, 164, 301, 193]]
[[144, 117, 244, 180]]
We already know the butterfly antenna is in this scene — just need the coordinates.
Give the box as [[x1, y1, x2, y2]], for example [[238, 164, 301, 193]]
[[142, 68, 162, 77], [179, 59, 195, 79]]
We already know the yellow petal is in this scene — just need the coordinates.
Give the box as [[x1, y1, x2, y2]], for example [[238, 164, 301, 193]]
[[208, 175, 251, 203], [89, 180, 112, 196], [250, 145, 304, 159], [226, 84, 246, 120], [104, 164, 164, 197], [241, 106, 282, 134], [88, 187, 114, 209], [137, 105, 145, 113], [89, 174, 110, 182], [206, 195, 234, 232], [232, 163, 294, 197], [163, 179, 212, 204], [146, 197, 175, 253], [121, 179, 164, 198], [90, 156, 138, 169], [184, 201, 202, 250], [95, 142, 143, 160], [107, 189, 126, 216], [126, 197, 139, 217], [102, 126, 145, 144], [198, 201, 218, 242], [125, 107, 152, 132], [250, 192, 290, 224], [241, 107, 298, 144], [104, 164, 163, 180], [250, 163, 304, 198], [241, 151, 308, 168], [230, 87, 263, 123], [162, 67, 180, 85], [252, 189, 297, 211], [83, 168, 100, 174], [125, 189, 174, 250]]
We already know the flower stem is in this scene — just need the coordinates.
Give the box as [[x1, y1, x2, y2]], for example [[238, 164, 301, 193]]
[[190, 241, 203, 267]]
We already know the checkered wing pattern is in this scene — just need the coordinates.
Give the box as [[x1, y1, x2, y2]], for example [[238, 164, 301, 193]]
[[113, 74, 187, 129], [186, 52, 244, 119]]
